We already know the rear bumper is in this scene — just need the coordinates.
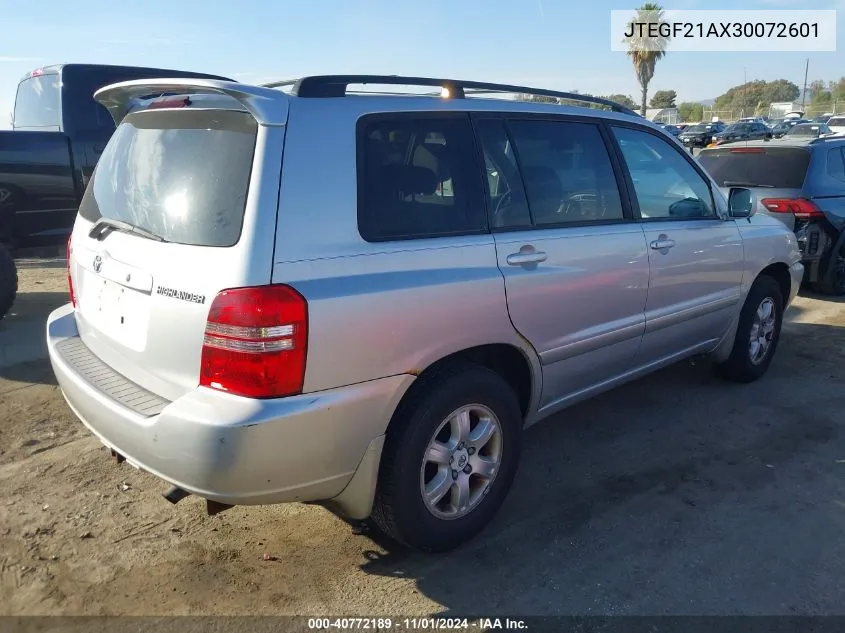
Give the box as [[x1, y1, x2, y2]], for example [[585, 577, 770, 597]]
[[47, 303, 413, 509]]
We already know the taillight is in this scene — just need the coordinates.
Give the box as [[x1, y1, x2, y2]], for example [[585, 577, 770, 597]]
[[66, 235, 76, 308], [761, 198, 824, 219], [199, 285, 308, 399]]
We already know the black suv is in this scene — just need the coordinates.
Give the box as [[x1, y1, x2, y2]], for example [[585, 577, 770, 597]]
[[699, 137, 845, 294], [678, 122, 725, 148], [713, 121, 772, 145]]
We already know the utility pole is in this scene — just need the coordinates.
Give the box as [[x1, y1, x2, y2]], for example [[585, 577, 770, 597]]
[[743, 67, 747, 118], [801, 58, 809, 111]]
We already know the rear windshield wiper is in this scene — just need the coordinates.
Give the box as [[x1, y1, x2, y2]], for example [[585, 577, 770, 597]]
[[722, 181, 775, 188], [88, 218, 168, 242]]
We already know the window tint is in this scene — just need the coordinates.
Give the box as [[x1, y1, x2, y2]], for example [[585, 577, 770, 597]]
[[506, 120, 624, 225], [613, 126, 715, 219], [13, 75, 61, 128], [358, 116, 486, 241], [827, 148, 845, 183], [475, 119, 532, 229], [698, 147, 810, 189], [78, 110, 257, 247]]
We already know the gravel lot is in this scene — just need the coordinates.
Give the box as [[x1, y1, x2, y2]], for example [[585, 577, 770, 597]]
[[1, 259, 844, 617]]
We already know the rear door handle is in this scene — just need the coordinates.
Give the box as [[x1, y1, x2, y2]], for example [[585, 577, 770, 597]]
[[506, 250, 547, 266], [650, 237, 676, 250]]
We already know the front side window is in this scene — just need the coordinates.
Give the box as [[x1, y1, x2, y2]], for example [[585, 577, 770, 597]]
[[612, 126, 715, 220], [357, 115, 485, 241]]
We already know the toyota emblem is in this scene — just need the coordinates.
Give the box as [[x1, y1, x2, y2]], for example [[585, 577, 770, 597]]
[[93, 254, 102, 273]]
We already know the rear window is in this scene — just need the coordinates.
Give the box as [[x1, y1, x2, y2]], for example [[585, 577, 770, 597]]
[[698, 148, 811, 189], [827, 117, 845, 127], [78, 109, 257, 247], [13, 74, 61, 128]]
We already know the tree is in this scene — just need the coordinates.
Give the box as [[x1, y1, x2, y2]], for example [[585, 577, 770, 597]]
[[624, 3, 670, 116], [603, 94, 637, 109], [831, 77, 845, 103], [677, 101, 704, 122], [714, 79, 800, 113], [760, 79, 800, 104], [650, 89, 677, 108], [808, 79, 832, 106]]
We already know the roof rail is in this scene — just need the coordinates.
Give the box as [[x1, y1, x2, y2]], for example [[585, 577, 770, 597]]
[[809, 134, 845, 144], [259, 74, 640, 117]]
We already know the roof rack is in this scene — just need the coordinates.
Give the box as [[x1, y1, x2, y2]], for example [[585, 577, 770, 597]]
[[260, 75, 640, 117], [808, 134, 845, 144]]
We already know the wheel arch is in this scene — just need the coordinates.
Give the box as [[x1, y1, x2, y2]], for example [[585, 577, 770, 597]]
[[396, 342, 541, 426], [710, 262, 791, 363]]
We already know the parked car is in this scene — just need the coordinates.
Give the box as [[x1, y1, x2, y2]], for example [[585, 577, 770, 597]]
[[0, 63, 232, 320], [699, 136, 845, 294], [823, 115, 845, 135], [659, 124, 683, 137], [679, 121, 726, 147], [712, 121, 772, 144], [47, 74, 802, 553], [770, 121, 792, 138], [785, 123, 835, 139]]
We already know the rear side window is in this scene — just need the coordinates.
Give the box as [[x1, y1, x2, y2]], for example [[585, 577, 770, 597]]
[[697, 147, 810, 189], [828, 117, 845, 128], [13, 75, 61, 128], [827, 148, 845, 183], [357, 115, 486, 241], [505, 120, 625, 225], [78, 109, 257, 247]]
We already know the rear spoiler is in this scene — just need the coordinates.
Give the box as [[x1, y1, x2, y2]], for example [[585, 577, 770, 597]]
[[94, 78, 289, 127]]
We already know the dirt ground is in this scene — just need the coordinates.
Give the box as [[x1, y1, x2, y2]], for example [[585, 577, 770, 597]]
[[2, 259, 845, 617]]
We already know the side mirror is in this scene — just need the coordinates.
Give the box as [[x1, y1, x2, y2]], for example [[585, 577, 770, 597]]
[[728, 187, 756, 219]]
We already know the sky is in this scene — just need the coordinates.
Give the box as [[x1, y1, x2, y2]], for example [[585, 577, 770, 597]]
[[0, 0, 843, 128]]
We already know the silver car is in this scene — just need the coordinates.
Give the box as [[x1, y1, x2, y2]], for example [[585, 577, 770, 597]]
[[47, 75, 803, 552]]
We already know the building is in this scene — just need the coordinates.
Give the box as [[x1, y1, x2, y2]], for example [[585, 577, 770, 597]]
[[769, 102, 803, 119], [645, 108, 679, 124]]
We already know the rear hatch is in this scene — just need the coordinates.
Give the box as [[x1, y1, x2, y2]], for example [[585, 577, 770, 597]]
[[68, 103, 277, 402], [697, 145, 811, 231]]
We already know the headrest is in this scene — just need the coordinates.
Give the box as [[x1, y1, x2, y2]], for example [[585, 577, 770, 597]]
[[376, 164, 439, 196]]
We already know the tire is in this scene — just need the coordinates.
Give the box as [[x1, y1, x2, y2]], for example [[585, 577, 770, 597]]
[[0, 242, 18, 321], [372, 363, 523, 552], [811, 240, 845, 296], [715, 275, 783, 383]]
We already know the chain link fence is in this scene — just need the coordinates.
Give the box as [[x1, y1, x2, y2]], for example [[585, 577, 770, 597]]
[[702, 102, 842, 124]]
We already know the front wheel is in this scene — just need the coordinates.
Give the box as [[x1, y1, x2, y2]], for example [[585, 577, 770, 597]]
[[372, 364, 523, 552], [715, 275, 783, 383]]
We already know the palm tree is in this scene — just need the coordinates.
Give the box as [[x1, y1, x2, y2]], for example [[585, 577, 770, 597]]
[[624, 3, 670, 117]]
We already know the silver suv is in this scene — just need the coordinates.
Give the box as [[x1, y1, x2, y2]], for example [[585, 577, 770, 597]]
[[47, 75, 803, 552]]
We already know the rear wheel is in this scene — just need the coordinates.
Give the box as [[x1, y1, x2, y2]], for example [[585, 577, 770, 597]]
[[811, 240, 845, 296], [715, 275, 783, 383], [372, 364, 522, 552], [0, 242, 18, 321]]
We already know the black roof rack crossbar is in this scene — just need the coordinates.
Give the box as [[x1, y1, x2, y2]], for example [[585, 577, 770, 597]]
[[260, 75, 639, 116]]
